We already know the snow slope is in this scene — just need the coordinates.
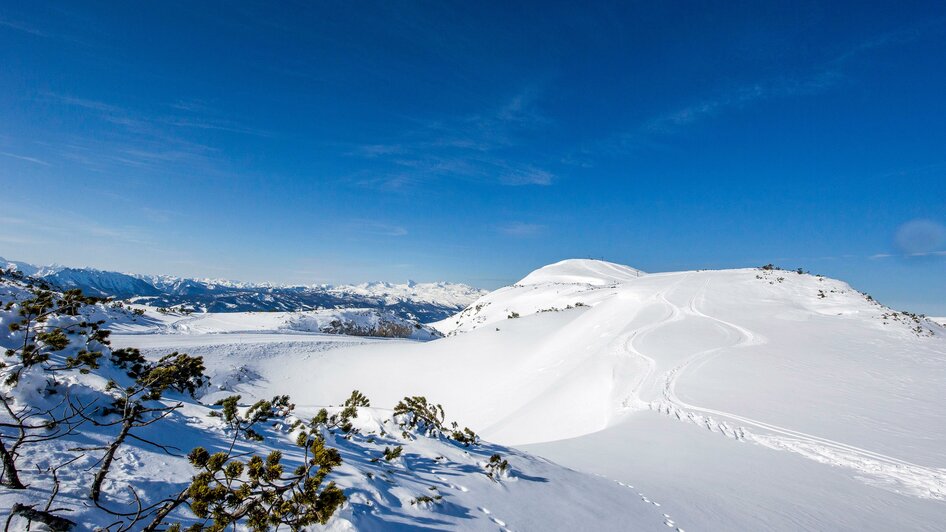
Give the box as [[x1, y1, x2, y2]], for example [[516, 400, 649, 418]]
[[432, 258, 643, 333], [115, 259, 946, 530], [0, 275, 683, 531], [524, 411, 946, 531]]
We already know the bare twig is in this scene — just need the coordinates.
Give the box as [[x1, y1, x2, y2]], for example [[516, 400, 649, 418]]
[[7, 503, 75, 531]]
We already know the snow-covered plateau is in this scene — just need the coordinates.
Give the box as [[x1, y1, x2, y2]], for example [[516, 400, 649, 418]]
[[1, 259, 944, 530]]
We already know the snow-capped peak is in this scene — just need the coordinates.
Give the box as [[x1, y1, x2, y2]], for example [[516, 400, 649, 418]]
[[0, 256, 42, 277], [0, 256, 486, 321], [516, 258, 646, 286]]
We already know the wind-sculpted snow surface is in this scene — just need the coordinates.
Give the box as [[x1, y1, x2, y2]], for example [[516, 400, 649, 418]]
[[10, 259, 945, 530], [0, 275, 683, 530], [156, 259, 946, 529]]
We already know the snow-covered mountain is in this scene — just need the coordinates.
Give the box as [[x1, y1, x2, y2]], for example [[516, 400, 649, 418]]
[[43, 267, 163, 298], [0, 257, 41, 277], [0, 256, 485, 322], [159, 258, 941, 530], [3, 258, 944, 530], [0, 273, 678, 530]]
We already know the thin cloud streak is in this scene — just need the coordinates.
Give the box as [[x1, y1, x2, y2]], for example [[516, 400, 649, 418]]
[[0, 203, 155, 247], [0, 151, 51, 166], [496, 222, 546, 237], [31, 93, 241, 180], [830, 17, 946, 65], [767, 250, 946, 262], [347, 87, 558, 190], [159, 117, 272, 137], [0, 17, 50, 37], [644, 72, 842, 135], [344, 220, 409, 237], [596, 19, 945, 157], [871, 250, 946, 260]]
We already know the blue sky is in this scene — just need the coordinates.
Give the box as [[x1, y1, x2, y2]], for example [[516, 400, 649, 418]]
[[1, 1, 945, 314]]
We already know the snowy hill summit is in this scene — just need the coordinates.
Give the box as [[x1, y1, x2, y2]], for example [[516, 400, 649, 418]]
[[436, 258, 939, 335], [1, 259, 944, 529], [0, 256, 485, 322], [517, 258, 646, 286], [436, 258, 647, 333], [315, 259, 946, 525]]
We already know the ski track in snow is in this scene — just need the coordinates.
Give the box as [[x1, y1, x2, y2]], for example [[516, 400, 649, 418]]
[[621, 276, 946, 501]]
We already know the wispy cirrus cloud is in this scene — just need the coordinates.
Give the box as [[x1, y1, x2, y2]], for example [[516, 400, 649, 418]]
[[52, 137, 218, 176], [830, 17, 946, 65], [0, 151, 51, 166], [643, 72, 841, 135], [589, 19, 946, 158], [870, 250, 946, 260], [0, 5, 96, 45], [584, 72, 843, 158], [495, 222, 546, 237], [44, 92, 270, 138], [43, 93, 123, 113], [351, 144, 405, 158], [30, 93, 257, 178], [158, 117, 272, 137], [0, 201, 155, 247], [343, 220, 408, 237], [347, 87, 558, 189], [0, 17, 51, 37], [496, 165, 554, 186], [0, 234, 42, 245]]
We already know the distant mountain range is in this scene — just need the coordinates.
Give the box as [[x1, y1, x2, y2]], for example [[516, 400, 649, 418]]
[[0, 257, 485, 323]]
